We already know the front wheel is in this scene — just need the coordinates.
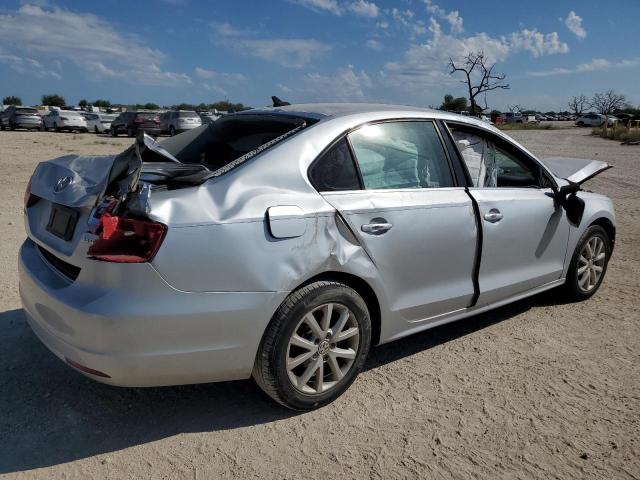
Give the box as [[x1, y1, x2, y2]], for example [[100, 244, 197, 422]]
[[253, 281, 371, 410], [169, 126, 176, 136], [564, 225, 611, 300]]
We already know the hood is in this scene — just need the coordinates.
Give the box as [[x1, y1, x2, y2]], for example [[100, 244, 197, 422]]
[[541, 157, 611, 185]]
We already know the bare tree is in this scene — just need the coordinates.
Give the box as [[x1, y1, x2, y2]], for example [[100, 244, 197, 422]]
[[507, 104, 524, 113], [591, 90, 627, 115], [568, 94, 590, 116], [448, 51, 509, 115]]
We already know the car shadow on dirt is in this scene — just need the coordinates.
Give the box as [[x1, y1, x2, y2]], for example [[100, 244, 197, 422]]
[[0, 288, 570, 473]]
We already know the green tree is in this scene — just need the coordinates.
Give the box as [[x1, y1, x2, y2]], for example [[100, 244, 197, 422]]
[[141, 103, 159, 110], [209, 101, 249, 112], [41, 94, 66, 107], [78, 99, 89, 108], [439, 94, 468, 112], [93, 99, 111, 108], [172, 103, 195, 110], [2, 95, 22, 105]]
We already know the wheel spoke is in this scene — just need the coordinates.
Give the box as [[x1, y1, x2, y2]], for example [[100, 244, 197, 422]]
[[321, 303, 333, 332], [578, 271, 589, 288], [327, 354, 344, 381], [287, 350, 315, 370], [336, 327, 358, 342], [330, 347, 356, 360], [290, 334, 315, 351], [304, 313, 324, 339], [579, 255, 588, 265], [595, 253, 606, 262], [592, 265, 603, 273], [585, 241, 594, 258], [298, 358, 320, 388], [314, 360, 324, 393], [577, 264, 588, 275], [332, 309, 350, 338]]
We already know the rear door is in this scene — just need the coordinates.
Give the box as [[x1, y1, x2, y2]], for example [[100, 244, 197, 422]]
[[447, 123, 570, 306], [315, 120, 478, 323]]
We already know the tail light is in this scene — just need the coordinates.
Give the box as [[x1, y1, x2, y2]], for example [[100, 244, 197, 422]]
[[87, 214, 166, 263], [134, 116, 144, 124], [24, 177, 39, 208]]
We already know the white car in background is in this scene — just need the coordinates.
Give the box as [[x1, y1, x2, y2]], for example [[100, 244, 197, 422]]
[[575, 114, 617, 128], [159, 110, 203, 136], [43, 110, 88, 132], [83, 113, 117, 134]]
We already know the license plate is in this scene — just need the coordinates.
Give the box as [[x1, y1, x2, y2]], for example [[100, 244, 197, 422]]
[[46, 204, 79, 241]]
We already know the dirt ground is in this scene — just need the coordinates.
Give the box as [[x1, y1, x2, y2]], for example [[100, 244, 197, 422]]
[[0, 126, 638, 479]]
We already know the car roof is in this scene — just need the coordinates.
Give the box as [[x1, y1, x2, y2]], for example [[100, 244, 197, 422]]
[[240, 102, 492, 129]]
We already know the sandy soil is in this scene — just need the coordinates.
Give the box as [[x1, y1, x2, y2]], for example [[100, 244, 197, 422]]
[[0, 127, 638, 479]]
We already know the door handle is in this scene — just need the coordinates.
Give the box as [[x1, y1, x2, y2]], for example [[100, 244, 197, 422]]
[[361, 222, 393, 235], [483, 209, 503, 223]]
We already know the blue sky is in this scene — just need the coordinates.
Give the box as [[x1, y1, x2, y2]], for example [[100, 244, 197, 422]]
[[1, 0, 638, 111]]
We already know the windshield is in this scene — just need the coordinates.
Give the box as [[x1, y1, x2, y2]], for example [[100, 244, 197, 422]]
[[136, 112, 158, 120], [61, 111, 81, 117], [17, 108, 37, 114], [179, 111, 199, 118]]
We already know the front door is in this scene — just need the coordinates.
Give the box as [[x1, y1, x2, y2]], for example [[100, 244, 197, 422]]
[[448, 123, 570, 306]]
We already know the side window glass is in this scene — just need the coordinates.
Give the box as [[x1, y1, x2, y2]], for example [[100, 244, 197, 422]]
[[309, 138, 361, 191], [348, 121, 454, 190], [450, 127, 540, 188]]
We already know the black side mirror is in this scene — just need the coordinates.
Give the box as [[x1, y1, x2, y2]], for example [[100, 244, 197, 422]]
[[554, 182, 584, 226]]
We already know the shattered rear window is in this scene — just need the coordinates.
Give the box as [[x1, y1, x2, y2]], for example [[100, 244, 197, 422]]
[[165, 113, 314, 173]]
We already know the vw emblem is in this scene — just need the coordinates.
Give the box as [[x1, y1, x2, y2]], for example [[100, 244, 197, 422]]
[[54, 176, 73, 194]]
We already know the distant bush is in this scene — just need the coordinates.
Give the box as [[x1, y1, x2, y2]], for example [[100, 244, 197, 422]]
[[592, 125, 640, 143]]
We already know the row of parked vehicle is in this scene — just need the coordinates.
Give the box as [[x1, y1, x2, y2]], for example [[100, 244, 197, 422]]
[[0, 106, 220, 135]]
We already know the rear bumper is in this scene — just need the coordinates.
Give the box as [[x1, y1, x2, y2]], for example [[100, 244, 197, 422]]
[[139, 127, 161, 135], [19, 239, 286, 387]]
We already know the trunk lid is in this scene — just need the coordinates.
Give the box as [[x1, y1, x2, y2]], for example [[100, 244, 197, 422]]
[[540, 157, 611, 185]]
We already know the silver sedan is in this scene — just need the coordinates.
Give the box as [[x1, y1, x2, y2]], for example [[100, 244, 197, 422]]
[[20, 104, 614, 410]]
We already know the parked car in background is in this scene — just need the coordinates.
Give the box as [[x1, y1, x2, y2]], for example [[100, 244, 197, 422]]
[[19, 104, 615, 410], [575, 114, 616, 127], [0, 106, 42, 131], [159, 110, 202, 136], [199, 112, 220, 125], [110, 111, 161, 137], [505, 112, 525, 124], [84, 113, 117, 134], [526, 115, 539, 124], [42, 110, 88, 132]]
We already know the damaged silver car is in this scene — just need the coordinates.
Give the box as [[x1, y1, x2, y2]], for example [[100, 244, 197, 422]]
[[19, 104, 615, 410]]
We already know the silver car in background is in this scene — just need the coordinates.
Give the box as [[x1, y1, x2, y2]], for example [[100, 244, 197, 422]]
[[20, 104, 615, 410], [43, 110, 88, 132], [159, 110, 202, 136]]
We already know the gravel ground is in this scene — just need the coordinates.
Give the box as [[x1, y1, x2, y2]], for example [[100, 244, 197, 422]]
[[0, 127, 638, 479]]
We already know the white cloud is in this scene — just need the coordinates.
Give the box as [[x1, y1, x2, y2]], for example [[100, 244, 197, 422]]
[[302, 65, 373, 101], [290, 0, 342, 15], [444, 11, 463, 34], [194, 67, 247, 82], [0, 51, 61, 79], [0, 4, 191, 86], [526, 57, 639, 77], [348, 0, 379, 18], [214, 22, 331, 68], [507, 29, 569, 57], [366, 39, 383, 51], [565, 11, 586, 39]]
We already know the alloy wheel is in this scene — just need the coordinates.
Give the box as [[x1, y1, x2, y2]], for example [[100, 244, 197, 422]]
[[577, 235, 606, 292], [286, 302, 360, 395]]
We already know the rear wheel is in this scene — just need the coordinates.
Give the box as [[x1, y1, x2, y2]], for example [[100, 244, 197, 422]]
[[169, 126, 176, 136], [577, 121, 584, 127], [253, 281, 371, 410], [94, 126, 99, 134], [564, 225, 611, 300], [127, 126, 134, 137], [111, 126, 117, 137], [53, 122, 60, 132]]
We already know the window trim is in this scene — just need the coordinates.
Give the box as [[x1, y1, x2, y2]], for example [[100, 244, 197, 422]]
[[443, 120, 558, 190], [308, 117, 462, 193]]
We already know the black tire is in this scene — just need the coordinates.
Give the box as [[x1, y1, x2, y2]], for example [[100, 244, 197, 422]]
[[53, 122, 60, 132], [253, 281, 371, 411], [564, 225, 611, 301], [94, 126, 99, 134], [169, 126, 176, 136], [9, 123, 16, 131], [0, 123, 5, 131], [111, 126, 117, 137], [127, 126, 134, 137], [577, 121, 584, 127]]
